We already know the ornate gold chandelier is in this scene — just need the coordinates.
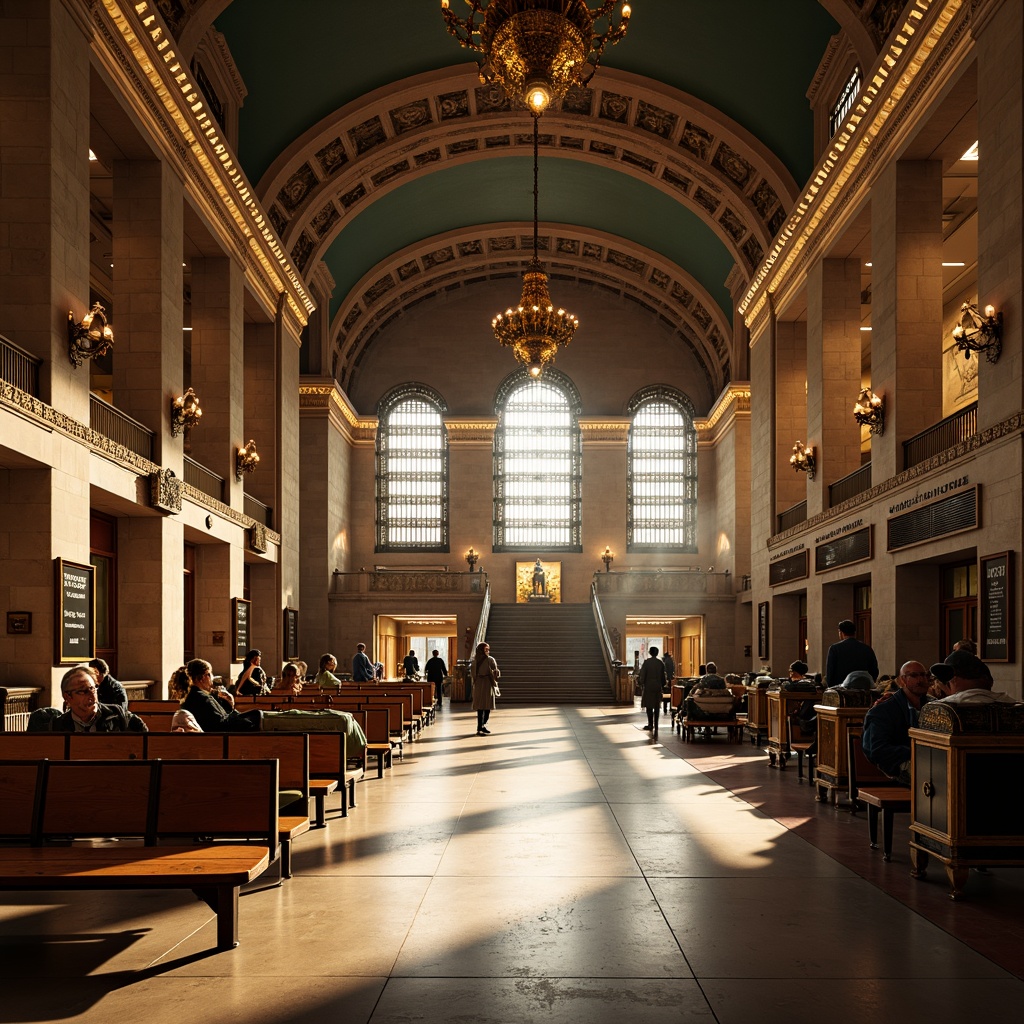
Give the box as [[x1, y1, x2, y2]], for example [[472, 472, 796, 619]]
[[492, 114, 579, 376], [440, 0, 632, 114]]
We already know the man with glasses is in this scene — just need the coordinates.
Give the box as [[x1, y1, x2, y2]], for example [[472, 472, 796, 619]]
[[52, 664, 147, 733], [861, 660, 930, 784]]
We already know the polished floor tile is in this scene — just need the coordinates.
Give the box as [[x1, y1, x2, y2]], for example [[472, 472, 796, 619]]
[[2, 700, 1022, 1024]]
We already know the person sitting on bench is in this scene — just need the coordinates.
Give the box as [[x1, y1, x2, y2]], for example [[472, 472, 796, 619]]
[[861, 660, 930, 785], [181, 659, 261, 732], [933, 650, 1018, 705], [52, 664, 148, 733]]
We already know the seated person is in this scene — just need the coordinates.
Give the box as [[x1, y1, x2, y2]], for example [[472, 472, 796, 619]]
[[685, 661, 736, 721], [932, 650, 1018, 704], [171, 707, 202, 732], [181, 659, 261, 732], [786, 660, 818, 750], [167, 664, 190, 701], [235, 648, 271, 696], [88, 658, 128, 707], [52, 664, 147, 733], [695, 661, 726, 690], [314, 653, 342, 689], [861, 660, 930, 784], [352, 642, 376, 682], [273, 662, 305, 697]]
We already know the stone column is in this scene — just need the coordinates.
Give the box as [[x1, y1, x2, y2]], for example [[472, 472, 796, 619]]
[[974, 0, 1023, 429], [870, 160, 944, 481], [188, 256, 245, 499], [194, 542, 244, 679], [111, 159, 185, 467], [806, 258, 863, 516], [0, 0, 91, 418], [305, 261, 336, 377], [775, 320, 808, 521]]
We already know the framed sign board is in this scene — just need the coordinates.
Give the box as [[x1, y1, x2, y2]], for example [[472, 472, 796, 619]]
[[758, 602, 769, 661], [980, 551, 1014, 663], [232, 597, 251, 662], [55, 558, 95, 664], [283, 607, 299, 661]]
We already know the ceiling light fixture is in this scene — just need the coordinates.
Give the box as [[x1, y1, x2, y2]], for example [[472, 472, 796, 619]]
[[440, 0, 632, 113], [491, 113, 579, 376]]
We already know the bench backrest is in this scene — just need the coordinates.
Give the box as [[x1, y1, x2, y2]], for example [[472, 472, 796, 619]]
[[67, 733, 145, 760], [848, 729, 893, 800], [40, 760, 155, 840], [145, 733, 227, 759], [307, 732, 346, 777], [128, 700, 180, 713], [134, 710, 178, 732], [0, 734, 67, 760], [0, 759, 44, 839], [225, 733, 309, 795], [155, 759, 279, 857], [360, 707, 392, 745]]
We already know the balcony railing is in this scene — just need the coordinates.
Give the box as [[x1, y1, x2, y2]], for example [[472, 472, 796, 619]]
[[0, 334, 41, 396], [777, 500, 807, 533], [903, 402, 977, 470], [89, 395, 154, 461], [828, 462, 872, 508], [244, 493, 274, 529], [184, 455, 225, 503]]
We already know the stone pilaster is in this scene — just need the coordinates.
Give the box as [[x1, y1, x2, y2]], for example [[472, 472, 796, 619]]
[[775, 320, 808, 520]]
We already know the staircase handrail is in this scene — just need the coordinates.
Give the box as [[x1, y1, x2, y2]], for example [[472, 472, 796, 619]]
[[473, 579, 492, 652], [590, 582, 620, 688]]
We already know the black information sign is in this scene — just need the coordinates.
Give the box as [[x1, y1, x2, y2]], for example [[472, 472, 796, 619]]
[[284, 607, 299, 661], [233, 597, 251, 662], [815, 526, 872, 574], [980, 551, 1014, 663], [56, 558, 95, 664], [758, 602, 769, 661], [769, 550, 809, 587]]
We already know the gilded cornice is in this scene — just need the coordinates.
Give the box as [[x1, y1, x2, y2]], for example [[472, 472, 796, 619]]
[[766, 409, 1023, 548], [298, 383, 375, 442], [1, 380, 278, 544], [696, 383, 751, 440], [580, 420, 630, 444], [93, 0, 313, 331], [740, 0, 966, 334], [446, 419, 498, 444]]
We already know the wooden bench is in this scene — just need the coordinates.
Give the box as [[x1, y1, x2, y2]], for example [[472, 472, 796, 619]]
[[679, 717, 743, 743], [848, 732, 911, 861], [786, 714, 816, 782], [0, 758, 276, 950]]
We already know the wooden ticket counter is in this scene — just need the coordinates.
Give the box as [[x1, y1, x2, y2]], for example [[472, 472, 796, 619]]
[[745, 679, 772, 747], [909, 701, 1024, 899], [813, 688, 874, 804], [766, 686, 823, 769]]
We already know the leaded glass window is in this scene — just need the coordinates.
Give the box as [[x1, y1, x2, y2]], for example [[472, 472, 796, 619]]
[[376, 385, 449, 551], [494, 370, 582, 552], [627, 387, 697, 552]]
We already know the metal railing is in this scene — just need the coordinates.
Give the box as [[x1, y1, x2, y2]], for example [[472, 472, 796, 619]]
[[903, 402, 977, 470], [590, 582, 620, 694], [89, 395, 154, 461], [828, 462, 872, 508], [777, 500, 807, 533], [0, 334, 41, 396], [244, 493, 274, 528], [184, 455, 225, 502]]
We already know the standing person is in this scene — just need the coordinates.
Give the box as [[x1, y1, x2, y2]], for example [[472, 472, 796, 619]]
[[88, 658, 127, 708], [235, 649, 270, 696], [824, 619, 878, 688], [403, 649, 420, 680], [352, 643, 376, 682], [637, 646, 667, 735], [471, 642, 500, 735], [662, 648, 676, 715], [424, 648, 449, 708]]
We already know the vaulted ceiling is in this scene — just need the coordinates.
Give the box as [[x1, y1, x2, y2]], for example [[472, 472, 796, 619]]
[[155, 0, 903, 403]]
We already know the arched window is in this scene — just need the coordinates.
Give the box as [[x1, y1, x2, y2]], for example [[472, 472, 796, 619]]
[[376, 385, 449, 552], [494, 369, 582, 552], [627, 387, 697, 552]]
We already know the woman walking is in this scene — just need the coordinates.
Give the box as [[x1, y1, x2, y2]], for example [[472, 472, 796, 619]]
[[471, 642, 500, 735], [637, 646, 667, 735]]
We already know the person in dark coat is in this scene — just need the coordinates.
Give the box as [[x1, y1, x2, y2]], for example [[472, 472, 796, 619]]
[[403, 649, 420, 679], [424, 648, 448, 707], [88, 658, 128, 707], [52, 664, 147, 733], [824, 620, 878, 688], [637, 647, 667, 735], [352, 643, 376, 682], [862, 660, 930, 784], [235, 649, 270, 696], [182, 659, 261, 732]]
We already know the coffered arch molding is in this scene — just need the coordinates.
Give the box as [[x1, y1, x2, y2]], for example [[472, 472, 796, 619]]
[[329, 224, 732, 405], [256, 66, 799, 288]]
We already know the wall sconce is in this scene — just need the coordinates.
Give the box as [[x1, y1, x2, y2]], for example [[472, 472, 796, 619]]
[[465, 547, 479, 572], [952, 301, 1002, 363], [790, 440, 816, 480], [171, 387, 202, 438], [235, 439, 260, 481], [67, 302, 114, 367], [852, 387, 884, 435], [601, 546, 614, 572]]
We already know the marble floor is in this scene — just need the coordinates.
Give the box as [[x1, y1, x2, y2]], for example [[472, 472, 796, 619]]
[[2, 703, 1023, 1023]]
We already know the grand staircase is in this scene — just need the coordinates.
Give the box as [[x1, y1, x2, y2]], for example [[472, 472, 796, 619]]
[[483, 602, 614, 704]]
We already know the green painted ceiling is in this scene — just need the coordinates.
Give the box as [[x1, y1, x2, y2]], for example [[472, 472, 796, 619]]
[[214, 0, 839, 323]]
